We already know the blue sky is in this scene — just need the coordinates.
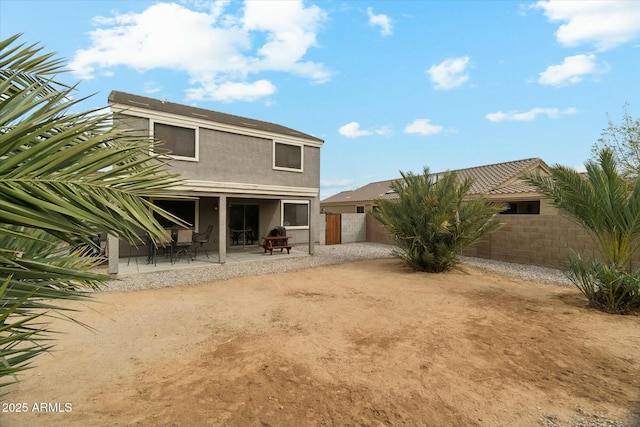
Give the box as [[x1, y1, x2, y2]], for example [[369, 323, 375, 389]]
[[2, 0, 639, 199]]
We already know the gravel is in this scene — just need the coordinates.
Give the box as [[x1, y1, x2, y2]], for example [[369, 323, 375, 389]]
[[541, 413, 639, 427], [103, 242, 395, 292], [459, 255, 573, 287], [103, 242, 574, 293]]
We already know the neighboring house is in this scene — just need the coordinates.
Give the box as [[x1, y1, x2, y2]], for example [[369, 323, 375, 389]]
[[107, 91, 324, 273], [319, 158, 613, 269], [321, 157, 640, 270], [321, 158, 555, 215]]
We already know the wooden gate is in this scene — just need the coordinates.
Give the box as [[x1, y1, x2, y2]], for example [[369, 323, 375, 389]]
[[325, 213, 341, 245]]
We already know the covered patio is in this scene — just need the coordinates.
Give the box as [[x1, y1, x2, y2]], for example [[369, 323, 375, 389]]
[[107, 193, 318, 275], [115, 245, 310, 276]]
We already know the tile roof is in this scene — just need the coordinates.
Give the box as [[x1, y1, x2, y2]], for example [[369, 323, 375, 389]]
[[455, 158, 544, 195], [325, 180, 397, 204], [487, 182, 540, 195], [108, 91, 324, 144], [322, 158, 548, 204]]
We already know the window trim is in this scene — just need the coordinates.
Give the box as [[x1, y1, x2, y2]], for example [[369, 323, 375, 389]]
[[273, 140, 303, 173], [281, 200, 309, 230], [150, 119, 199, 162]]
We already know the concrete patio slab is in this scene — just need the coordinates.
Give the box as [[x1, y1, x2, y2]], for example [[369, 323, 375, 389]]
[[115, 245, 309, 276]]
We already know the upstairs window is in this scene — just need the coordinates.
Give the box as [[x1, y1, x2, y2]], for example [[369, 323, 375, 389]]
[[153, 122, 198, 160], [274, 141, 303, 172]]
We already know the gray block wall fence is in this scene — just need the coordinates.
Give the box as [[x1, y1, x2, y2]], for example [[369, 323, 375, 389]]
[[364, 213, 640, 271], [341, 213, 367, 243]]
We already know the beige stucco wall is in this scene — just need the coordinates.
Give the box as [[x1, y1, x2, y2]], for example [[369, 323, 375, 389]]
[[114, 114, 320, 191], [174, 128, 320, 189], [321, 203, 375, 214], [115, 114, 320, 190], [321, 205, 356, 214]]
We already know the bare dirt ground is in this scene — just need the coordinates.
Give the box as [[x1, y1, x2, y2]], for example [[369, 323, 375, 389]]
[[3, 258, 640, 427]]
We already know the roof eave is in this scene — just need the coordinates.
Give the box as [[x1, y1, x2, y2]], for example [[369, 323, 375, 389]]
[[108, 90, 324, 146]]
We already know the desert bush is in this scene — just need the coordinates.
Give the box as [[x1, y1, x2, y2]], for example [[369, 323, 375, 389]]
[[527, 148, 640, 313], [372, 167, 504, 273], [566, 253, 640, 313]]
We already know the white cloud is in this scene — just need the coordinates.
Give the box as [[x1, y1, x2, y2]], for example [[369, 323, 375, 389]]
[[538, 54, 606, 86], [338, 122, 371, 138], [367, 7, 392, 36], [242, 0, 329, 81], [320, 178, 358, 200], [426, 56, 470, 90], [69, 1, 329, 102], [403, 119, 444, 136], [373, 126, 392, 136], [534, 0, 640, 51], [485, 107, 577, 122], [143, 81, 162, 94], [338, 122, 390, 138], [185, 79, 276, 102], [321, 179, 356, 188]]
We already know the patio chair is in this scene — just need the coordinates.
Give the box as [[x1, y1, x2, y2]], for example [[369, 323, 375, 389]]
[[174, 228, 194, 263], [150, 229, 174, 266], [193, 224, 213, 259], [127, 234, 148, 266], [245, 228, 255, 244]]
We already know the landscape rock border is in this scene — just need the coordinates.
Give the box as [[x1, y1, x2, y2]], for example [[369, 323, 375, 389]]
[[103, 243, 571, 293]]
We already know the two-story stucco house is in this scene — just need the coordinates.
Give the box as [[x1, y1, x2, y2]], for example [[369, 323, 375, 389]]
[[107, 91, 323, 273]]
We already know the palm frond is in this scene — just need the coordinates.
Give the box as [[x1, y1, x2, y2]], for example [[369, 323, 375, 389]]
[[525, 148, 640, 270], [373, 168, 504, 272], [0, 34, 188, 395], [1, 61, 185, 244]]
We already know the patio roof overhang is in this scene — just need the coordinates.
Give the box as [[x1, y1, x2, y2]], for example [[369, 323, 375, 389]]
[[173, 180, 319, 198]]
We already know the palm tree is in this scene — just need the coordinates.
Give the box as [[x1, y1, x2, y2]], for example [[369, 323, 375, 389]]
[[0, 34, 184, 392], [526, 149, 640, 271], [526, 149, 640, 312], [372, 167, 504, 273]]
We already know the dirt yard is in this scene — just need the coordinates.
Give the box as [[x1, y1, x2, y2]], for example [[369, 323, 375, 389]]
[[3, 258, 640, 427]]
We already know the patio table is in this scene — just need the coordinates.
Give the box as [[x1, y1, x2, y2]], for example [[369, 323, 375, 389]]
[[261, 236, 292, 255]]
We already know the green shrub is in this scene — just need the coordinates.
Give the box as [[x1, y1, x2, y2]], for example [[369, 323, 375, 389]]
[[372, 167, 504, 273], [566, 253, 640, 314], [527, 148, 640, 314]]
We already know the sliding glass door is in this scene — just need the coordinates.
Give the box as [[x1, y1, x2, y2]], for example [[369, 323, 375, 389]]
[[228, 204, 259, 247]]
